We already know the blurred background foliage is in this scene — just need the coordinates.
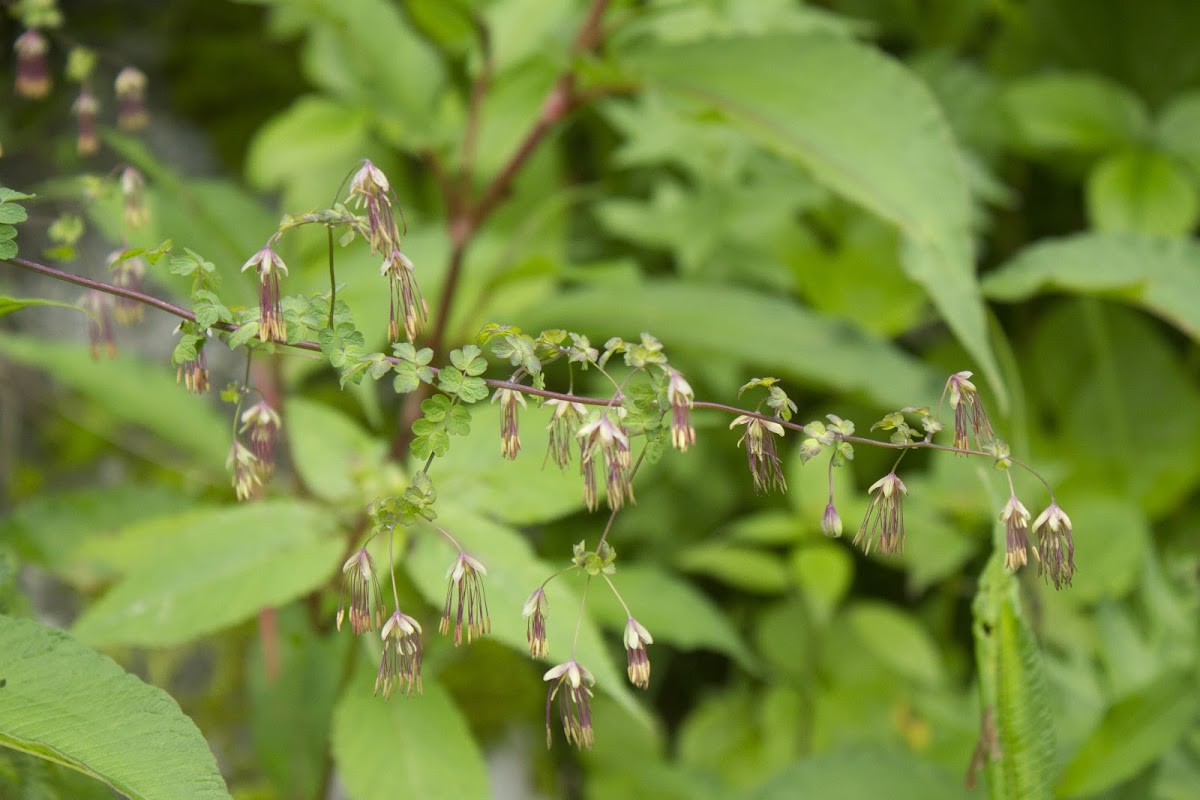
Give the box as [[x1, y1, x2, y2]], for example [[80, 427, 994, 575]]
[[1, 0, 1198, 798]]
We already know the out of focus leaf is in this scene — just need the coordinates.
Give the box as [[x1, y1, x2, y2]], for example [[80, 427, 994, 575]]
[[0, 296, 90, 319], [746, 746, 975, 800], [331, 666, 488, 800], [676, 542, 790, 595], [0, 615, 230, 799], [1055, 496, 1151, 604], [1086, 148, 1198, 235], [286, 397, 386, 504], [72, 502, 341, 647], [1003, 73, 1148, 155], [845, 602, 945, 687], [790, 543, 853, 625]]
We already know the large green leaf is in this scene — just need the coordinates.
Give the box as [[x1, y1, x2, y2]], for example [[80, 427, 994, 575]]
[[1156, 89, 1200, 173], [1003, 73, 1148, 155], [984, 232, 1200, 340], [624, 34, 999, 397], [331, 667, 489, 800], [0, 333, 230, 472], [286, 397, 387, 504], [1057, 670, 1200, 797], [1085, 148, 1198, 235], [746, 746, 975, 800], [0, 615, 230, 799], [72, 501, 342, 647], [845, 601, 946, 687], [403, 503, 648, 726], [519, 281, 942, 410]]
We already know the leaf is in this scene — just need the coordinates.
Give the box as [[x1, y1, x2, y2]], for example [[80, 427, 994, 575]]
[[1003, 73, 1148, 155], [286, 398, 387, 504], [0, 202, 28, 224], [789, 544, 853, 625], [1057, 670, 1200, 797], [331, 668, 488, 800], [72, 502, 342, 647], [983, 232, 1200, 340], [746, 746, 975, 800], [1086, 148, 1198, 235], [0, 615, 230, 799], [587, 563, 758, 672], [624, 33, 999, 398], [0, 333, 230, 472], [844, 602, 945, 687], [1052, 496, 1150, 605], [0, 295, 93, 320], [403, 503, 648, 726], [675, 542, 790, 595], [1156, 89, 1200, 174], [519, 281, 941, 411]]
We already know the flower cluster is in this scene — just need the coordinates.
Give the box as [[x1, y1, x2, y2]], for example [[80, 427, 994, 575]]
[[730, 414, 787, 493], [241, 245, 288, 342], [107, 251, 147, 325], [855, 472, 908, 554], [376, 610, 423, 699], [543, 660, 595, 750], [945, 371, 996, 452], [544, 397, 587, 470], [577, 409, 634, 511], [440, 552, 491, 646], [226, 399, 282, 499], [81, 290, 115, 359]]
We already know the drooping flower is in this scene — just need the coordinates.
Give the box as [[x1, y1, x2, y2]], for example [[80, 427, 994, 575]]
[[80, 290, 115, 359], [73, 89, 100, 156], [945, 371, 996, 452], [729, 414, 787, 493], [544, 659, 595, 750], [346, 160, 398, 255], [522, 587, 548, 658], [666, 369, 696, 452], [1033, 503, 1075, 589], [577, 410, 633, 511], [176, 346, 209, 394], [108, 250, 147, 325], [14, 30, 51, 99], [493, 388, 526, 460], [120, 166, 150, 229], [114, 66, 149, 131], [227, 440, 261, 501], [241, 245, 288, 342], [380, 248, 427, 343], [1000, 495, 1031, 571], [543, 397, 587, 470], [821, 501, 843, 538], [623, 618, 653, 689], [440, 552, 490, 646], [854, 472, 908, 555], [375, 610, 423, 699], [337, 548, 384, 635], [240, 400, 282, 479]]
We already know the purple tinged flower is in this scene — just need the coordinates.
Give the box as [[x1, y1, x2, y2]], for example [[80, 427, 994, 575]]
[[543, 659, 595, 750], [80, 290, 115, 359], [945, 371, 996, 452], [14, 30, 50, 99], [623, 618, 653, 689], [177, 347, 209, 394], [577, 410, 633, 511], [120, 166, 150, 229], [492, 388, 526, 460], [337, 548, 384, 635], [240, 400, 282, 478], [114, 66, 149, 131], [241, 245, 288, 342], [543, 398, 587, 471], [1000, 495, 1031, 571], [440, 552, 490, 646], [1033, 503, 1075, 589], [107, 250, 147, 325], [227, 440, 261, 501], [522, 587, 548, 658], [821, 502, 843, 538], [73, 89, 100, 156], [729, 415, 787, 493], [375, 610, 423, 699], [380, 249, 427, 344], [666, 369, 696, 452], [854, 472, 908, 555]]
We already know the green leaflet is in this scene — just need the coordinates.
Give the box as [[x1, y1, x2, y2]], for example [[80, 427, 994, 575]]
[[971, 548, 1055, 799]]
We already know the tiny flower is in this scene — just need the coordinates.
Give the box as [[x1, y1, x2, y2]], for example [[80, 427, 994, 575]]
[[666, 369, 696, 452], [227, 440, 261, 501], [347, 159, 401, 256], [120, 166, 150, 229], [577, 410, 634, 511], [380, 249, 428, 343], [14, 30, 51, 99], [623, 617, 653, 689], [493, 388, 526, 460], [821, 501, 843, 538], [114, 66, 149, 131], [375, 610, 423, 699], [440, 552, 490, 646], [80, 290, 115, 359], [543, 397, 588, 470], [544, 659, 595, 750], [176, 347, 209, 394], [945, 371, 996, 452], [239, 400, 282, 479], [523, 587, 549, 658], [854, 472, 908, 555], [1000, 495, 1031, 571], [73, 89, 100, 156], [338, 548, 385, 635], [108, 250, 147, 325], [241, 245, 288, 342], [1033, 503, 1075, 589], [729, 415, 787, 493]]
